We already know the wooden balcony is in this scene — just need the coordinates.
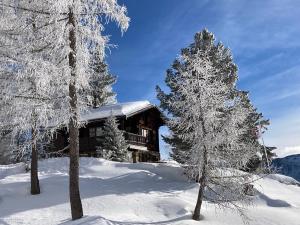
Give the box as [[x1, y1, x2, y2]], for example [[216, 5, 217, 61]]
[[124, 132, 147, 147]]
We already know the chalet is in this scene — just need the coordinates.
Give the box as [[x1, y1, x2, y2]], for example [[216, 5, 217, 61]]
[[0, 131, 12, 164], [51, 101, 164, 163]]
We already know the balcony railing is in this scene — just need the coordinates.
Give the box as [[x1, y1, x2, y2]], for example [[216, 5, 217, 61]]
[[124, 132, 147, 146]]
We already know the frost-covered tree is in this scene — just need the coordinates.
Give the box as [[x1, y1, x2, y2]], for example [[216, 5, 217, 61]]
[[157, 29, 238, 165], [157, 29, 258, 221], [99, 115, 128, 162], [89, 49, 117, 108], [163, 133, 191, 164], [0, 0, 129, 220], [0, 2, 68, 194], [237, 91, 276, 172]]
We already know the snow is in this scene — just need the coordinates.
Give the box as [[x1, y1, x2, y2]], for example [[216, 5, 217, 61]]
[[0, 163, 26, 180], [0, 158, 300, 225], [81, 101, 154, 121], [267, 174, 300, 186]]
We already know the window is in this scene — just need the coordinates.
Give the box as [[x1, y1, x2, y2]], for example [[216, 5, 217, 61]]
[[141, 129, 149, 137], [89, 127, 102, 138], [140, 128, 152, 142], [89, 128, 96, 137], [96, 127, 102, 136]]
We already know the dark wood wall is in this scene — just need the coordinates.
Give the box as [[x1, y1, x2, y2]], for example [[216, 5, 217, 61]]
[[49, 107, 164, 161], [124, 108, 162, 153]]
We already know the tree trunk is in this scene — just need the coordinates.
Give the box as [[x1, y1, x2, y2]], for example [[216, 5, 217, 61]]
[[68, 5, 83, 220], [30, 15, 40, 195], [31, 124, 40, 195], [69, 117, 83, 220], [192, 105, 208, 221], [192, 168, 206, 220], [193, 132, 208, 220]]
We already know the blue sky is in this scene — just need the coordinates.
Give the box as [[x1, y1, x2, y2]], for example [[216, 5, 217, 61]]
[[105, 0, 300, 159]]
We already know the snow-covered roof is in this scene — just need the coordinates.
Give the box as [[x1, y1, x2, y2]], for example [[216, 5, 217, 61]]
[[81, 101, 156, 121]]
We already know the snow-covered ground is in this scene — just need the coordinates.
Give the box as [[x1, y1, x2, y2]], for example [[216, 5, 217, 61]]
[[0, 158, 299, 225]]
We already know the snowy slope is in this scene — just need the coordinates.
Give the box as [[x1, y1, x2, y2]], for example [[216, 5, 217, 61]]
[[0, 158, 299, 225], [0, 163, 26, 180]]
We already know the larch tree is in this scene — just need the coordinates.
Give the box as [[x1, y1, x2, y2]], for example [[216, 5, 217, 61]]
[[0, 1, 68, 194], [157, 29, 259, 221], [0, 0, 129, 220], [99, 114, 128, 162]]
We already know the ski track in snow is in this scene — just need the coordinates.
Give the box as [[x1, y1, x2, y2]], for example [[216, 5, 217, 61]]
[[0, 158, 299, 225]]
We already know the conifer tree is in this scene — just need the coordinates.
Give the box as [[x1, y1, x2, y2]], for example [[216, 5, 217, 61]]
[[0, 3, 67, 194], [0, 0, 129, 220], [237, 91, 276, 172], [89, 50, 117, 108], [157, 29, 259, 221], [157, 29, 238, 166], [100, 115, 128, 162], [158, 38, 274, 173], [163, 134, 191, 164]]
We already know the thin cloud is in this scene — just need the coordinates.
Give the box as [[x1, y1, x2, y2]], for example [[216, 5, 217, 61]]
[[275, 146, 300, 158], [264, 107, 300, 155]]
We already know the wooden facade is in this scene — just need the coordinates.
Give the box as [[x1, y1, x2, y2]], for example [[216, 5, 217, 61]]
[[51, 105, 164, 163]]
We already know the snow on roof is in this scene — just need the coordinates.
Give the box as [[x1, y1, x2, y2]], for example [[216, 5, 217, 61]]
[[81, 101, 155, 121]]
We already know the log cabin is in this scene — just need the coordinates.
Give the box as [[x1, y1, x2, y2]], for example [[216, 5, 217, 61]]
[[50, 101, 164, 163]]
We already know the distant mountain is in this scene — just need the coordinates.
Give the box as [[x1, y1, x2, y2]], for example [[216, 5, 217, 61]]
[[272, 154, 300, 181]]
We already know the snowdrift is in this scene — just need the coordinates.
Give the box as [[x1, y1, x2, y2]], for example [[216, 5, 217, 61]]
[[0, 158, 299, 225], [0, 162, 26, 180]]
